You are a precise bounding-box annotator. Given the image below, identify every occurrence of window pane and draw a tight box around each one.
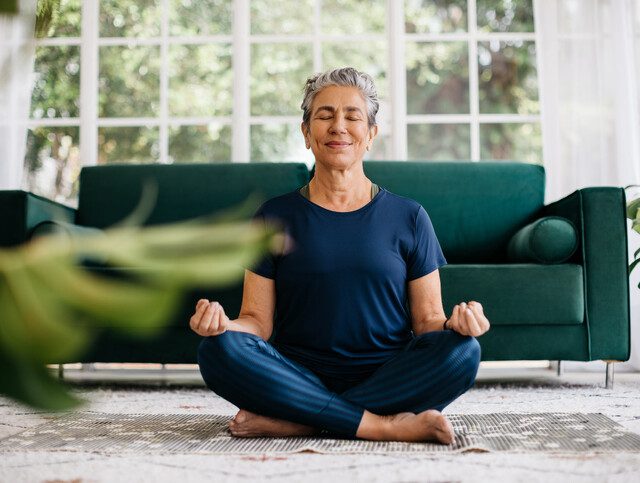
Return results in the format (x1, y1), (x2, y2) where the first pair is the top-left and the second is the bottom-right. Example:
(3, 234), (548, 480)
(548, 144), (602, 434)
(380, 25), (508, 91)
(406, 42), (469, 114)
(169, 0), (232, 36)
(321, 0), (386, 35)
(40, 0), (81, 37)
(31, 46), (80, 119)
(100, 0), (160, 37)
(322, 41), (388, 99)
(98, 126), (160, 164)
(169, 124), (232, 163)
(250, 124), (312, 163)
(250, 43), (313, 116)
(405, 0), (467, 34)
(478, 40), (538, 114)
(477, 0), (534, 33)
(251, 0), (313, 35)
(407, 124), (471, 160)
(24, 126), (80, 203)
(480, 123), (542, 164)
(99, 46), (160, 117)
(169, 44), (232, 117)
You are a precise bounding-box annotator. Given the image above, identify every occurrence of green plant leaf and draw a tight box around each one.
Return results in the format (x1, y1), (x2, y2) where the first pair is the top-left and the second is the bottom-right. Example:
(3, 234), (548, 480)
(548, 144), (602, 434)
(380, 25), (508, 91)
(629, 257), (640, 275)
(626, 198), (640, 220)
(0, 263), (89, 363)
(0, 352), (82, 411)
(28, 259), (180, 335)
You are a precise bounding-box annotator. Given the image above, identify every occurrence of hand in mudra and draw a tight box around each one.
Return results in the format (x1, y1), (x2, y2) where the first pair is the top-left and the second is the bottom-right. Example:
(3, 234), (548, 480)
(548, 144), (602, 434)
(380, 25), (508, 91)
(445, 301), (490, 337)
(189, 299), (230, 337)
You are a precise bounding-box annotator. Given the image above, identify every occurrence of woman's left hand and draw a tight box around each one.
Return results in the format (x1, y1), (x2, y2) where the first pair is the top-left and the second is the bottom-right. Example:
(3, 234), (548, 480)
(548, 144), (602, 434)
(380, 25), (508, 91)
(445, 301), (490, 337)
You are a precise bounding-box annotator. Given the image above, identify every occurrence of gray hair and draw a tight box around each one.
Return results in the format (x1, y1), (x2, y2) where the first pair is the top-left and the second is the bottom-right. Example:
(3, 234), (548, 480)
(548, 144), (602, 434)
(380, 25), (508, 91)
(301, 67), (379, 128)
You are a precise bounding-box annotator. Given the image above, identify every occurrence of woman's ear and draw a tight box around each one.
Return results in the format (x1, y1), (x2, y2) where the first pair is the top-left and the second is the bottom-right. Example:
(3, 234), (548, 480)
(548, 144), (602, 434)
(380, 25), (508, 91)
(301, 122), (310, 149)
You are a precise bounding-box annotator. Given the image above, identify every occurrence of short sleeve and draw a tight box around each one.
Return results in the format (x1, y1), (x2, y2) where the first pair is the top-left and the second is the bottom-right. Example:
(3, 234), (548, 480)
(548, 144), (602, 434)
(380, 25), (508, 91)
(245, 204), (277, 280)
(406, 205), (447, 280)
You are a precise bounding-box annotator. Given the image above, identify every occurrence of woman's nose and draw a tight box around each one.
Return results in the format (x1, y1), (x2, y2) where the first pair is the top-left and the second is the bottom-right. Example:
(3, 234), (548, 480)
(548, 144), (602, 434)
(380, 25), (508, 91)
(329, 116), (347, 133)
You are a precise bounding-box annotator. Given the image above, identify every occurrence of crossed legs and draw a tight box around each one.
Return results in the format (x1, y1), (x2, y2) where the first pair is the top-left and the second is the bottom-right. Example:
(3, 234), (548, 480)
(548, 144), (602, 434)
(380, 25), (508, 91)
(197, 330), (480, 442)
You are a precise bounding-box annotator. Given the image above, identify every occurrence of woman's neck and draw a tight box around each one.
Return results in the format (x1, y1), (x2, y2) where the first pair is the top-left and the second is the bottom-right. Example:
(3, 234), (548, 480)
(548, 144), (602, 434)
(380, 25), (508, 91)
(308, 171), (372, 212)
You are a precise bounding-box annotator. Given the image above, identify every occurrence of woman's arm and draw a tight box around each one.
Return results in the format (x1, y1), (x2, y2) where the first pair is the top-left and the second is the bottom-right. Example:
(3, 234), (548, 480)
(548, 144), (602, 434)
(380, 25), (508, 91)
(407, 269), (448, 335)
(229, 269), (276, 341)
(408, 270), (491, 337)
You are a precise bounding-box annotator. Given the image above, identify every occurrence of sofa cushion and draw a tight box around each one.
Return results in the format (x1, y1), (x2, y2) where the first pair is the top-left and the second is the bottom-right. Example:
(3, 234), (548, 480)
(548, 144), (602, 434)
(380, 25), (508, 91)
(507, 216), (578, 263)
(440, 264), (584, 325)
(77, 163), (310, 228)
(364, 161), (545, 263)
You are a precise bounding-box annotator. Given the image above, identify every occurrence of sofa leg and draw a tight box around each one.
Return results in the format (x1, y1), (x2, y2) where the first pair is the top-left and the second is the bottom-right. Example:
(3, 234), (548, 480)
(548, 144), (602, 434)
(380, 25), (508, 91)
(58, 364), (64, 380)
(605, 361), (615, 389)
(556, 360), (563, 376)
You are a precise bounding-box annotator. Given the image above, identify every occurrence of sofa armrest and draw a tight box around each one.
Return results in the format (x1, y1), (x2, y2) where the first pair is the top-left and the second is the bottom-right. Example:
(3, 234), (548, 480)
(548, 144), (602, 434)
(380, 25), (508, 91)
(541, 187), (630, 361)
(0, 190), (77, 247)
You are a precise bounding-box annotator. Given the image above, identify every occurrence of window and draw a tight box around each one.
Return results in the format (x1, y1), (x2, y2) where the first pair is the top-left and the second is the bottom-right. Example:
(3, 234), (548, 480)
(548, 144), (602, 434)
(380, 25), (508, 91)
(26, 0), (540, 205)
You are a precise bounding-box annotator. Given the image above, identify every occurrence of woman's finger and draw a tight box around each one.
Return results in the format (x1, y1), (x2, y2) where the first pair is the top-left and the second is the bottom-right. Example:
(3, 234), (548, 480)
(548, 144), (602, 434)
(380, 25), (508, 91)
(197, 302), (216, 333)
(209, 302), (228, 335)
(463, 306), (482, 336)
(189, 301), (208, 330)
(469, 304), (490, 333)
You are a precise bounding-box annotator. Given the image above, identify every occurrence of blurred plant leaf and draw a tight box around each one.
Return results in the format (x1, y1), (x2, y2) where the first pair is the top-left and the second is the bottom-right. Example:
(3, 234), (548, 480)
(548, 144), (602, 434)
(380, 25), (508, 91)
(0, 351), (82, 410)
(0, 195), (279, 411)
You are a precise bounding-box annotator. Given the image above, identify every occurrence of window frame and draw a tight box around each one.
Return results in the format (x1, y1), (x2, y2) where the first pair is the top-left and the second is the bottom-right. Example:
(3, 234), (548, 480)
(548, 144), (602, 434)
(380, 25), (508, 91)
(27, 0), (540, 168)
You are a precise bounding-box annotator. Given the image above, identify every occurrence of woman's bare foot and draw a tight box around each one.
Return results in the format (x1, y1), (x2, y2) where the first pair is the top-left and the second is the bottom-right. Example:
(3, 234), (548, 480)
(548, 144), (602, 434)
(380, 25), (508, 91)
(228, 409), (320, 438)
(358, 409), (455, 444)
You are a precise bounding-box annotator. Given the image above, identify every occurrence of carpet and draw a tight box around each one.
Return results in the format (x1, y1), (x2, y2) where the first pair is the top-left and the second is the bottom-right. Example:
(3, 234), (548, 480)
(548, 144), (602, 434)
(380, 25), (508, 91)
(1, 412), (639, 454)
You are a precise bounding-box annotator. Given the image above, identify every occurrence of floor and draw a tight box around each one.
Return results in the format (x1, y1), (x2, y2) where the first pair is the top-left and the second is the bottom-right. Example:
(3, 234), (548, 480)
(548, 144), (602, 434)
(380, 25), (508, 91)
(1, 364), (639, 482)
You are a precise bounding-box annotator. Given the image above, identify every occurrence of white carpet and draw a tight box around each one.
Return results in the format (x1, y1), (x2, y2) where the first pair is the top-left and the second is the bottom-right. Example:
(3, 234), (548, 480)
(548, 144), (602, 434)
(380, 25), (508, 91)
(1, 367), (639, 482)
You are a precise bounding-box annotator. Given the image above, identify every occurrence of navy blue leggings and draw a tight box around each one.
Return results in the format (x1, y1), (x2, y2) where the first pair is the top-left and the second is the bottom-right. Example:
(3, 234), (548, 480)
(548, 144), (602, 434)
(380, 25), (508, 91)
(198, 329), (481, 439)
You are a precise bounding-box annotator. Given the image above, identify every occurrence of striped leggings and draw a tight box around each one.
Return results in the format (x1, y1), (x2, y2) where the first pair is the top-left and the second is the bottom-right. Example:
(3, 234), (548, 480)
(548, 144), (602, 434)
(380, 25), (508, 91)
(198, 329), (481, 439)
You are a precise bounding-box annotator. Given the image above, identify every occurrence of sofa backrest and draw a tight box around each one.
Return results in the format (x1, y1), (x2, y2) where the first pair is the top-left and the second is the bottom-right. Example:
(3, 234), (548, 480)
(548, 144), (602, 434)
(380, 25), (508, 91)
(364, 161), (545, 262)
(77, 163), (310, 227)
(77, 161), (545, 263)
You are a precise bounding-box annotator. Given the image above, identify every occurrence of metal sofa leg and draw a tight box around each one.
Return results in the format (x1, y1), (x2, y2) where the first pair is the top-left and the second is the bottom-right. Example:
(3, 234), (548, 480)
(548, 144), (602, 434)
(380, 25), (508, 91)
(58, 364), (64, 380)
(605, 361), (615, 389)
(557, 360), (563, 376)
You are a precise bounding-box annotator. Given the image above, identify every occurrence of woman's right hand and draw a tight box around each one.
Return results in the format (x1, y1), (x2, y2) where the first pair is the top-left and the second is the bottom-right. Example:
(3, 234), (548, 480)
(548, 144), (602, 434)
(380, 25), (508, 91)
(189, 299), (230, 337)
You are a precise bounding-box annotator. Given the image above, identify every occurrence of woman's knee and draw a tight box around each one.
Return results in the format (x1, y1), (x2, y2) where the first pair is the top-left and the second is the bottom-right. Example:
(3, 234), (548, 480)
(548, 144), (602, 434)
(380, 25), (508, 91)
(197, 331), (252, 381)
(443, 331), (482, 376)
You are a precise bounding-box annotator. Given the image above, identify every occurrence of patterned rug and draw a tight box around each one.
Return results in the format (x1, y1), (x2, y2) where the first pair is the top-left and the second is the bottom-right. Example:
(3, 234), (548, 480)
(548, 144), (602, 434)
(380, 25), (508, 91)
(1, 412), (639, 454)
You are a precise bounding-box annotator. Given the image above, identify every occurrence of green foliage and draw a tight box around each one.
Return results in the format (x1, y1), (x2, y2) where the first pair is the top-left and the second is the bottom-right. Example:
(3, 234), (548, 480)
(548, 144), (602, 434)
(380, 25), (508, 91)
(0, 0), (18, 14)
(169, 124), (232, 163)
(405, 0), (467, 34)
(98, 126), (159, 164)
(406, 41), (469, 115)
(169, 43), (233, 117)
(170, 0), (232, 36)
(0, 194), (279, 410)
(99, 45), (160, 118)
(627, 196), (640, 282)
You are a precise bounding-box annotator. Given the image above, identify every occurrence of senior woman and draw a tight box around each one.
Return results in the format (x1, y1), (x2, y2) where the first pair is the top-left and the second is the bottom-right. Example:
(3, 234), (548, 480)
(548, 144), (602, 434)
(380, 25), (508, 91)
(192, 67), (490, 444)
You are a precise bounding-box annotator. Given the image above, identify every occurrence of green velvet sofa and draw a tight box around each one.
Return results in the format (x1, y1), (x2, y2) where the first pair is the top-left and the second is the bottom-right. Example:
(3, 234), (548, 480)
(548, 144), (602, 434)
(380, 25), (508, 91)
(0, 161), (631, 380)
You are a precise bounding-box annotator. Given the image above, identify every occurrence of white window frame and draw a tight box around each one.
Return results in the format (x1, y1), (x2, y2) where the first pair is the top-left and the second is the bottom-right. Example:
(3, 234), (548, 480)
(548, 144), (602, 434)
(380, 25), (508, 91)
(28, 0), (540, 167)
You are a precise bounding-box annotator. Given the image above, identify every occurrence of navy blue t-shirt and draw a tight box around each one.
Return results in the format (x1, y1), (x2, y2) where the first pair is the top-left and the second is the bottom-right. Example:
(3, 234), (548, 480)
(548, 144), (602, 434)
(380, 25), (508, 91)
(248, 187), (447, 380)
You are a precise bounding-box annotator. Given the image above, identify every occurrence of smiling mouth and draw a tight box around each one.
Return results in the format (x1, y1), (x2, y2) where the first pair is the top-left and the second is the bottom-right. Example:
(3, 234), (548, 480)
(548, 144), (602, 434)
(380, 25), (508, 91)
(325, 142), (352, 148)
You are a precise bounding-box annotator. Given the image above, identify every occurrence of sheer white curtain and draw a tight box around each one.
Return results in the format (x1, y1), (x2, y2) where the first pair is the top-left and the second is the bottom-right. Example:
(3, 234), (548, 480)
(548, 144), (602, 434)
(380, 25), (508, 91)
(534, 0), (640, 370)
(0, 0), (36, 190)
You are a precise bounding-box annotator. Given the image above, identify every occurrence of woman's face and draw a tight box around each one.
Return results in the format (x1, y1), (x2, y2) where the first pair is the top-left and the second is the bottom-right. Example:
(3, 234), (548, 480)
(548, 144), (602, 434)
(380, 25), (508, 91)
(302, 85), (378, 168)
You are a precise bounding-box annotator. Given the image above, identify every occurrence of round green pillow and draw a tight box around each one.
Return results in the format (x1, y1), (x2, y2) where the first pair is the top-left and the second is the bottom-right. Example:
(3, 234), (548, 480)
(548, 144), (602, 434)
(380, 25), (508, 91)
(507, 216), (578, 264)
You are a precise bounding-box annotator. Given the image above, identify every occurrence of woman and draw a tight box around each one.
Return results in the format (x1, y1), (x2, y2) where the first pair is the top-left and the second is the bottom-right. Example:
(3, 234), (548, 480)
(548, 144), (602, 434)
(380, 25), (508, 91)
(191, 67), (490, 444)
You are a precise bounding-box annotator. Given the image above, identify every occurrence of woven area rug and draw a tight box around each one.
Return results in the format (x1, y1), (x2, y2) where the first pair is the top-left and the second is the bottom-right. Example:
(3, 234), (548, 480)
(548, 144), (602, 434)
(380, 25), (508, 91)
(1, 412), (640, 454)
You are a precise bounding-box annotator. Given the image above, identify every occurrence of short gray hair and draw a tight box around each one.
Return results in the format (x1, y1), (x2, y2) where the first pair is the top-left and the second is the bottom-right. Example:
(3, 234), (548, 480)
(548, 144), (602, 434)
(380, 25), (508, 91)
(301, 67), (379, 128)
